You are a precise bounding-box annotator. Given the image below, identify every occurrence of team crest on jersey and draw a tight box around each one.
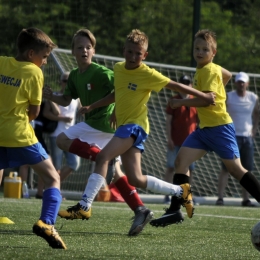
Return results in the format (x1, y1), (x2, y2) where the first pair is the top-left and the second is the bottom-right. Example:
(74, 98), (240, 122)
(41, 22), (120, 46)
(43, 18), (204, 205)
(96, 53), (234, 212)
(86, 83), (93, 90)
(128, 83), (137, 91)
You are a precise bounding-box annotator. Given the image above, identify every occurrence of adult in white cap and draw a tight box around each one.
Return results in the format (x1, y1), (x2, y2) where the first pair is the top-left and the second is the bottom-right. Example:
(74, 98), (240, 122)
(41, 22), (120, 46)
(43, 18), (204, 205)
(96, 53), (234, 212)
(216, 72), (259, 206)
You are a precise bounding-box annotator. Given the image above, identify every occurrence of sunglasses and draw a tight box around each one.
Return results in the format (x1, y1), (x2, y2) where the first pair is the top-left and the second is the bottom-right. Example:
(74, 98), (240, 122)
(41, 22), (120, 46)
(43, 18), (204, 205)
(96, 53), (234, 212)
(61, 79), (68, 83)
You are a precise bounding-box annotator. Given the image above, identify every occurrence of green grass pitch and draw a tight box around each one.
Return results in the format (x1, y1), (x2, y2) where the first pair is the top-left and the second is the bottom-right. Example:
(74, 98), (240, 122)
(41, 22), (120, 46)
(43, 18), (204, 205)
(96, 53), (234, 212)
(0, 198), (259, 259)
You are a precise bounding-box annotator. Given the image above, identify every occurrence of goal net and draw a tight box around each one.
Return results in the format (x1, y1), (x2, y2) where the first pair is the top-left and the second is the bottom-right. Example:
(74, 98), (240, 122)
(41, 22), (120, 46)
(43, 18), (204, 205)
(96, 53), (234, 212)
(38, 48), (260, 200)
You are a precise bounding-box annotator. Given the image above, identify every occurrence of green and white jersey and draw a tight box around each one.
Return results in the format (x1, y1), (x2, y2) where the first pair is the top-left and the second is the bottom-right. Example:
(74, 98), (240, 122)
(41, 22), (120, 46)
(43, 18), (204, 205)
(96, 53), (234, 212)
(64, 62), (115, 133)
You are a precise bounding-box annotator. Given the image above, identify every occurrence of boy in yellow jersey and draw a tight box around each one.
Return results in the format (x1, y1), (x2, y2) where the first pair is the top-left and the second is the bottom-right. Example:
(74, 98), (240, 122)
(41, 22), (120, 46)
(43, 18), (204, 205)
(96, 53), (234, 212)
(44, 29), (156, 236)
(151, 29), (260, 227)
(61, 29), (216, 228)
(0, 28), (66, 249)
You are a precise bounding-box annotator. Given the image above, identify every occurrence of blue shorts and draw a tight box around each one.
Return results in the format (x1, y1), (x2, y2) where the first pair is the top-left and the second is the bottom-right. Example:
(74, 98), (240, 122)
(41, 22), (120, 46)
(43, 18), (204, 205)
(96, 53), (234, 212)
(114, 124), (148, 152)
(0, 142), (49, 169)
(49, 136), (80, 171)
(167, 146), (195, 170)
(222, 136), (254, 171)
(182, 123), (240, 159)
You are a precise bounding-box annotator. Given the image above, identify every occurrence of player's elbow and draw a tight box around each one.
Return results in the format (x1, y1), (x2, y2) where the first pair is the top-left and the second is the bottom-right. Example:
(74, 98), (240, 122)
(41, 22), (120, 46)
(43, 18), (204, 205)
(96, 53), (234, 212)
(28, 111), (39, 121)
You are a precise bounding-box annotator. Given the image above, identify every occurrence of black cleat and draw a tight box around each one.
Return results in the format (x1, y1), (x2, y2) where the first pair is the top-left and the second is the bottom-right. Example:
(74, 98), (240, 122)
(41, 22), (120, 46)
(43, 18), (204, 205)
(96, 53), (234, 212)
(150, 208), (184, 227)
(128, 206), (154, 236)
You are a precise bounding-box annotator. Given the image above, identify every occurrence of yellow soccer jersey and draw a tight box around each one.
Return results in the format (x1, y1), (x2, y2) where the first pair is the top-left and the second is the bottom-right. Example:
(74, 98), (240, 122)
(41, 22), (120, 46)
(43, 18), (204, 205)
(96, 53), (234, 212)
(193, 62), (232, 128)
(114, 62), (170, 134)
(0, 57), (43, 147)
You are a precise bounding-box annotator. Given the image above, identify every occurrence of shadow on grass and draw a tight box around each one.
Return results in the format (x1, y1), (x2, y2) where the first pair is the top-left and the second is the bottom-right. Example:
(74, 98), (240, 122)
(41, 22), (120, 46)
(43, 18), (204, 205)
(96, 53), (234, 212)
(0, 229), (33, 235)
(0, 228), (127, 237)
(0, 245), (30, 249)
(0, 228), (154, 238)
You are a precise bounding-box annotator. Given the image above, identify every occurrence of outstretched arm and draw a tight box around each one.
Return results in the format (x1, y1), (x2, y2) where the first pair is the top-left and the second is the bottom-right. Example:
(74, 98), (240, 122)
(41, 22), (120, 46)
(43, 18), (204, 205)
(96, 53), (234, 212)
(43, 85), (72, 107)
(78, 92), (115, 115)
(168, 96), (211, 109)
(165, 81), (215, 105)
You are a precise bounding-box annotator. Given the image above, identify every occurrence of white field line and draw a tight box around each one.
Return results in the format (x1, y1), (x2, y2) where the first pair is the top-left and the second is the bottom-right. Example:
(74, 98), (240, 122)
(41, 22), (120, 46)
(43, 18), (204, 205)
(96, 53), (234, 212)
(91, 205), (260, 221)
(1, 199), (259, 221)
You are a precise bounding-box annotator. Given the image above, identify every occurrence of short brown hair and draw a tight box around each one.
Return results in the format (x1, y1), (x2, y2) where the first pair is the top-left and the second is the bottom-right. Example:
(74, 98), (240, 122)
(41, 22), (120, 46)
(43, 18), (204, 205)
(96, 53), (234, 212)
(16, 27), (57, 54)
(194, 29), (217, 51)
(71, 29), (96, 50)
(125, 29), (148, 51)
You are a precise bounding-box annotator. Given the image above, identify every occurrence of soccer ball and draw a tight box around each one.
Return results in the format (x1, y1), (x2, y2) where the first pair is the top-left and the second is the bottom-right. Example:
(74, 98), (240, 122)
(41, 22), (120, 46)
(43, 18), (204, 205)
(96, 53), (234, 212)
(251, 221), (260, 251)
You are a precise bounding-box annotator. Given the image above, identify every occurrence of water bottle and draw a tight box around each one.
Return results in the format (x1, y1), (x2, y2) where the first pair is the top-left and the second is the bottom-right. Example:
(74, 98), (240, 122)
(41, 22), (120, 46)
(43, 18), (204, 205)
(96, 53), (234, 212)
(22, 181), (30, 199)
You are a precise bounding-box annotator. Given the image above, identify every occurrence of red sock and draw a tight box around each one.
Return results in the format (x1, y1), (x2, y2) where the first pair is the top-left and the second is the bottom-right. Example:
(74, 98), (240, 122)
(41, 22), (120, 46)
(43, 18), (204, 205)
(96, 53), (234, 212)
(69, 138), (100, 161)
(114, 176), (144, 211)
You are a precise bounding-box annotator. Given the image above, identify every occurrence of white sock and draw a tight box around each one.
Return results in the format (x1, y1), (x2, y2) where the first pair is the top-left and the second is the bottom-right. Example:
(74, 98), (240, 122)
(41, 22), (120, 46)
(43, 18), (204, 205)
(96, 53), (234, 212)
(146, 175), (183, 197)
(79, 173), (105, 210)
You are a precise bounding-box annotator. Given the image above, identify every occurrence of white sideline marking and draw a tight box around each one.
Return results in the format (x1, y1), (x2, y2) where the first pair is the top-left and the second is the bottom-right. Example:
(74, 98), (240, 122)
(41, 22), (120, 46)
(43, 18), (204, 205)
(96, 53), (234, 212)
(1, 199), (259, 221)
(91, 205), (260, 221)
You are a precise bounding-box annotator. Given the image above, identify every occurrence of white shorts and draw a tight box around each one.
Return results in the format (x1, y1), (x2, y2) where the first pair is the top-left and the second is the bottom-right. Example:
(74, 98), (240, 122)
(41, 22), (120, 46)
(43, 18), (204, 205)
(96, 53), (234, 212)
(63, 122), (114, 150)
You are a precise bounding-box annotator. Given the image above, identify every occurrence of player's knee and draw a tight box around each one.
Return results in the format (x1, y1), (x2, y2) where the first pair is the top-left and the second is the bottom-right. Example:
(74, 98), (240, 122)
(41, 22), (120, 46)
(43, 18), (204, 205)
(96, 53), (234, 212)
(127, 175), (144, 188)
(174, 156), (182, 169)
(56, 133), (64, 149)
(43, 170), (60, 189)
(56, 133), (71, 151)
(96, 152), (109, 166)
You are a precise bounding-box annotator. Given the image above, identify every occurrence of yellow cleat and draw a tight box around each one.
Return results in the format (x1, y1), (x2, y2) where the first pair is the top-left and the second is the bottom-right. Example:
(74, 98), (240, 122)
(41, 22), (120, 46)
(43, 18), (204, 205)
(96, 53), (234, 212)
(58, 203), (92, 220)
(33, 220), (67, 249)
(180, 183), (194, 218)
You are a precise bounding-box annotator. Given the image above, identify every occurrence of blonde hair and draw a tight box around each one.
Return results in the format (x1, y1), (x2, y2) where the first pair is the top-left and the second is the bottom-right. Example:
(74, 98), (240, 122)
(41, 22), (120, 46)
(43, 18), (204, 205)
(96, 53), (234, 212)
(71, 29), (96, 50)
(17, 27), (57, 54)
(194, 29), (217, 51)
(126, 29), (148, 51)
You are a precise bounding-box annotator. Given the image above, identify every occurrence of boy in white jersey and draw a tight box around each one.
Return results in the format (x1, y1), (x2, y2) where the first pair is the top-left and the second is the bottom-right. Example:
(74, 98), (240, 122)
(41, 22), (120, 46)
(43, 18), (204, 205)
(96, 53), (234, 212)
(58, 29), (216, 228)
(0, 28), (66, 249)
(216, 72), (259, 206)
(150, 29), (260, 227)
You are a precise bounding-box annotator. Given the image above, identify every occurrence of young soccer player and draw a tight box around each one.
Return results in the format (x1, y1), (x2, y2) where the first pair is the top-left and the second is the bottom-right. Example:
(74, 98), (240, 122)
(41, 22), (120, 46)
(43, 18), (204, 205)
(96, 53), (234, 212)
(0, 28), (66, 249)
(43, 29), (155, 236)
(150, 29), (260, 227)
(47, 28), (216, 231)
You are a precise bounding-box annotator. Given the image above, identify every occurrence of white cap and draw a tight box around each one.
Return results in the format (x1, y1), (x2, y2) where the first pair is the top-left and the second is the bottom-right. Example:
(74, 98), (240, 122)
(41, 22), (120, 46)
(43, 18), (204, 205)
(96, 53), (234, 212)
(235, 72), (249, 83)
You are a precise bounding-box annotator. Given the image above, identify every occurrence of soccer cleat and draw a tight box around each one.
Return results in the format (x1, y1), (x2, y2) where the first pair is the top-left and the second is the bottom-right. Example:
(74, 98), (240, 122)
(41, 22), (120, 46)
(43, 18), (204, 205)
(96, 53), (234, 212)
(128, 206), (154, 236)
(33, 220), (67, 249)
(241, 199), (256, 207)
(216, 198), (224, 206)
(180, 183), (194, 218)
(106, 158), (116, 185)
(150, 208), (184, 227)
(58, 203), (91, 220)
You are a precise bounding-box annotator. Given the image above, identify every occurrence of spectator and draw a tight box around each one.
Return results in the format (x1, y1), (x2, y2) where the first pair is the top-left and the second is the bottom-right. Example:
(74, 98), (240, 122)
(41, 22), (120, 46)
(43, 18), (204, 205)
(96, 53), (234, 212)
(216, 72), (259, 206)
(48, 71), (81, 181)
(164, 75), (198, 204)
(0, 169), (3, 186)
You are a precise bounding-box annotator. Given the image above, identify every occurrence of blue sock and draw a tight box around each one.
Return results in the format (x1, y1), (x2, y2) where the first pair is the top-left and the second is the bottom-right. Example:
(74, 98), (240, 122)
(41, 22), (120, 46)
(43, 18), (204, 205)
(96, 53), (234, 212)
(40, 188), (62, 225)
